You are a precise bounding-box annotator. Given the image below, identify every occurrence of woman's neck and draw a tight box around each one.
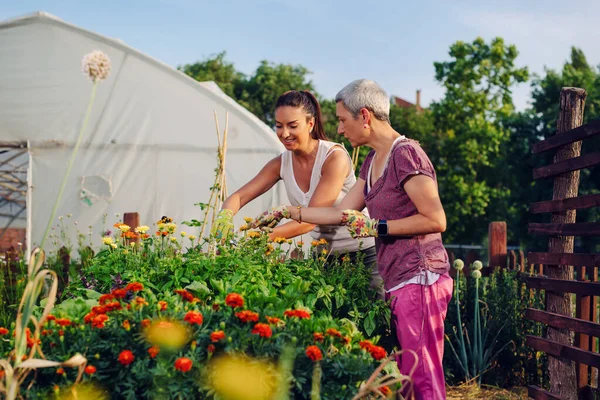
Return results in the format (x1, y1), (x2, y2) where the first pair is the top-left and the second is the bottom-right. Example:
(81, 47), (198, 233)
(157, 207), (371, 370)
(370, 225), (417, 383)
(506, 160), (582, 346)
(292, 139), (320, 163)
(368, 125), (404, 156)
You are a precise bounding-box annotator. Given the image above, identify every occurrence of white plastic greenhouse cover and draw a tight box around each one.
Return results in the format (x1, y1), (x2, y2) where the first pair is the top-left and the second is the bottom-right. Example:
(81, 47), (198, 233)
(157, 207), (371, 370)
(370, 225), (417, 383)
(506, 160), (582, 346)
(0, 12), (287, 249)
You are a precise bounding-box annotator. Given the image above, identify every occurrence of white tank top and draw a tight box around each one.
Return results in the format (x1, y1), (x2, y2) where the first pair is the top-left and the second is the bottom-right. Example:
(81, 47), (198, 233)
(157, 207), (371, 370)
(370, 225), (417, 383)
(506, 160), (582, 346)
(279, 140), (375, 253)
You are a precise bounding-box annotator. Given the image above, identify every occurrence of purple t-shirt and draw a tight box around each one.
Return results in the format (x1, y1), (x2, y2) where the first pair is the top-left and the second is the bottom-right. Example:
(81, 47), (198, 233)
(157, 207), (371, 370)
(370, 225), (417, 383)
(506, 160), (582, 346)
(359, 139), (450, 290)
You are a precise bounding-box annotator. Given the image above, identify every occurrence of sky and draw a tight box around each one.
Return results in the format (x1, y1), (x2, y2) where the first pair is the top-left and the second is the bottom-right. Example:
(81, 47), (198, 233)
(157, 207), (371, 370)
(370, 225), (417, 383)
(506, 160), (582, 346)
(1, 0), (599, 110)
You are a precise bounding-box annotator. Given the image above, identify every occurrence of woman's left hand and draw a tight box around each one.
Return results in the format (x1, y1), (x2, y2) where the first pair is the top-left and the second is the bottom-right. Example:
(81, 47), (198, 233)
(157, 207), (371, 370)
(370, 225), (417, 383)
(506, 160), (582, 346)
(250, 205), (291, 231)
(341, 210), (378, 238)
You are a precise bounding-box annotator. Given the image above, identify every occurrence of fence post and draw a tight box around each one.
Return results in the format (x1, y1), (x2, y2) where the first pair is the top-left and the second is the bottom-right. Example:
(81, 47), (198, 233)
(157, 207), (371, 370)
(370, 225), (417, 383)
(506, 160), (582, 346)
(545, 87), (586, 399)
(123, 212), (140, 244)
(488, 221), (507, 270)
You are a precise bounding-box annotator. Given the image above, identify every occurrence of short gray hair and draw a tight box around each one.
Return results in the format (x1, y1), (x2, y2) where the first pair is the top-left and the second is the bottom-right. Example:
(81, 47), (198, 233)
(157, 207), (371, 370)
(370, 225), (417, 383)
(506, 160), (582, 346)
(335, 79), (390, 123)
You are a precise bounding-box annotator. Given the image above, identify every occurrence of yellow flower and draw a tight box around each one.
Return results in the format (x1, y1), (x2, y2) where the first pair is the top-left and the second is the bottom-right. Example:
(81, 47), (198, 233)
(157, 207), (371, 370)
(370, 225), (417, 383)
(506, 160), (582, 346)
(102, 236), (114, 245)
(321, 249), (328, 255)
(188, 235), (197, 241)
(247, 231), (261, 239)
(110, 243), (117, 249)
(239, 224), (249, 232)
(297, 241), (304, 247)
(166, 223), (177, 233)
(273, 237), (287, 244)
(265, 244), (274, 256)
(243, 217), (253, 223)
(157, 223), (166, 231)
(170, 236), (178, 243)
(118, 224), (131, 233)
(180, 231), (187, 237)
(311, 240), (319, 247)
(130, 242), (136, 247)
(135, 225), (150, 234)
(318, 238), (328, 245)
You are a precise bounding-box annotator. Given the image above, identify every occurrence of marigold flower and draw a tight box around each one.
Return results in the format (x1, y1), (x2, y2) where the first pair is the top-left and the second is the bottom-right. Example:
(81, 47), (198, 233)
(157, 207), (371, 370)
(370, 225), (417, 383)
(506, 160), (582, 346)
(133, 297), (148, 309)
(142, 233), (150, 239)
(342, 336), (351, 345)
(175, 289), (194, 302)
(184, 311), (203, 325)
(46, 315), (56, 322)
(174, 357), (193, 372)
(42, 329), (52, 336)
(211, 330), (226, 342)
(135, 225), (150, 234)
(311, 240), (319, 247)
(56, 367), (65, 375)
(180, 231), (187, 237)
(111, 288), (128, 299)
(247, 231), (261, 239)
(165, 223), (177, 233)
(92, 306), (107, 315)
(118, 350), (135, 366)
(225, 293), (244, 308)
(265, 244), (274, 256)
(266, 316), (281, 325)
(318, 238), (328, 245)
(305, 345), (323, 362)
(158, 301), (168, 311)
(118, 224), (131, 233)
(251, 323), (273, 338)
(235, 310), (259, 323)
(170, 236), (178, 243)
(207, 344), (215, 353)
(380, 386), (392, 396)
(102, 236), (114, 245)
(369, 345), (387, 360)
(113, 222), (123, 229)
(313, 332), (324, 342)
(326, 328), (342, 338)
(55, 318), (71, 327)
(84, 312), (95, 324)
(273, 236), (287, 244)
(243, 217), (253, 223)
(141, 319), (151, 328)
(58, 330), (64, 336)
(359, 340), (373, 350)
(125, 282), (144, 292)
(0, 327), (9, 335)
(99, 294), (115, 305)
(122, 320), (131, 331)
(284, 309), (311, 319)
(92, 314), (109, 329)
(105, 301), (122, 311)
(212, 303), (221, 311)
(148, 346), (160, 358)
(297, 241), (304, 247)
(110, 243), (118, 249)
(188, 235), (197, 241)
(84, 365), (96, 375)
(239, 224), (249, 232)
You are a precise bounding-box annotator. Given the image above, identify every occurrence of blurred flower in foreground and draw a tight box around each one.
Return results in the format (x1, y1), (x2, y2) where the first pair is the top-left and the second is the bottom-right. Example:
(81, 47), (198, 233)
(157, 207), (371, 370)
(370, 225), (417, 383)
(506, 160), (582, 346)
(144, 319), (189, 350)
(57, 383), (109, 400)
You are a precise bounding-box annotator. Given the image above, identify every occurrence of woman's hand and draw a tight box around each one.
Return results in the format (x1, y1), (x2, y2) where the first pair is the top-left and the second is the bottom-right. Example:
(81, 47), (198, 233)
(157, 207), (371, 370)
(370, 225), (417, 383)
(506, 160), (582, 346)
(341, 210), (378, 238)
(211, 209), (234, 240)
(250, 205), (292, 230)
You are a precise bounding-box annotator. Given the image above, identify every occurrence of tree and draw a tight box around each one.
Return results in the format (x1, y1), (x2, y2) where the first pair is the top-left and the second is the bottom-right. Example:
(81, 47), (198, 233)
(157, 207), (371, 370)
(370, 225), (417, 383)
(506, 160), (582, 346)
(429, 37), (529, 243)
(178, 52), (245, 100)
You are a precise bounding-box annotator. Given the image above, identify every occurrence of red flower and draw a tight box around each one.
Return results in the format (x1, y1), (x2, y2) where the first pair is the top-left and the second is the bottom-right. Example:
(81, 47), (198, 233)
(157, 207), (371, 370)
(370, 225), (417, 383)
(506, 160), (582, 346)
(92, 314), (109, 329)
(55, 318), (71, 327)
(212, 303), (221, 311)
(207, 344), (216, 353)
(42, 329), (52, 336)
(235, 310), (259, 323)
(105, 301), (122, 312)
(342, 336), (351, 345)
(359, 340), (373, 351)
(0, 328), (8, 335)
(118, 350), (135, 366)
(56, 367), (65, 375)
(380, 386), (392, 396)
(46, 315), (56, 322)
(369, 345), (387, 360)
(58, 330), (64, 336)
(122, 320), (131, 331)
(84, 365), (96, 375)
(98, 294), (115, 305)
(141, 319), (151, 328)
(284, 309), (311, 319)
(305, 345), (323, 362)
(111, 288), (128, 299)
(125, 282), (144, 292)
(148, 346), (160, 359)
(313, 332), (324, 342)
(210, 330), (226, 342)
(326, 328), (342, 338)
(158, 301), (168, 311)
(184, 311), (203, 325)
(251, 323), (273, 338)
(92, 306), (107, 315)
(225, 293), (244, 308)
(175, 289), (194, 302)
(266, 316), (281, 325)
(174, 357), (193, 372)
(84, 312), (95, 324)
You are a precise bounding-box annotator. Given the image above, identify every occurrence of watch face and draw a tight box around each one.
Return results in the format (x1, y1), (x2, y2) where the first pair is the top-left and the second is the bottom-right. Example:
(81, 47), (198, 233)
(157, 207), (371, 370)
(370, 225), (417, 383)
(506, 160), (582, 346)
(378, 221), (388, 236)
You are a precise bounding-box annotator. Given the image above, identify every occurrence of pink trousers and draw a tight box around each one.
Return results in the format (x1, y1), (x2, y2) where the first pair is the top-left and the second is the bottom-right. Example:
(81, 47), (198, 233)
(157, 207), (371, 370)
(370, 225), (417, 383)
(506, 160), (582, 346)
(388, 274), (453, 400)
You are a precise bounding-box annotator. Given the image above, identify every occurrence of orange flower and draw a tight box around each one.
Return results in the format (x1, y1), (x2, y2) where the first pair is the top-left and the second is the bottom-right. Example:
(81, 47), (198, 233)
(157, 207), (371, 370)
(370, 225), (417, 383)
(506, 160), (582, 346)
(92, 306), (107, 315)
(174, 357), (193, 372)
(133, 297), (148, 309)
(342, 336), (351, 345)
(84, 365), (96, 375)
(55, 318), (71, 327)
(99, 294), (115, 305)
(225, 293), (244, 308)
(305, 345), (323, 362)
(0, 370), (4, 379)
(58, 330), (64, 336)
(174, 289), (194, 302)
(284, 309), (311, 319)
(210, 330), (226, 342)
(148, 346), (160, 359)
(118, 350), (135, 366)
(122, 320), (131, 331)
(266, 316), (281, 325)
(359, 340), (373, 351)
(235, 310), (259, 323)
(84, 312), (95, 324)
(141, 319), (151, 328)
(56, 367), (65, 375)
(326, 328), (342, 338)
(207, 344), (215, 353)
(42, 329), (53, 336)
(125, 282), (144, 292)
(105, 301), (122, 311)
(380, 386), (392, 396)
(251, 323), (273, 338)
(0, 328), (8, 335)
(313, 332), (325, 342)
(369, 345), (387, 360)
(158, 301), (168, 311)
(46, 315), (56, 322)
(183, 311), (203, 325)
(92, 314), (109, 329)
(111, 288), (128, 299)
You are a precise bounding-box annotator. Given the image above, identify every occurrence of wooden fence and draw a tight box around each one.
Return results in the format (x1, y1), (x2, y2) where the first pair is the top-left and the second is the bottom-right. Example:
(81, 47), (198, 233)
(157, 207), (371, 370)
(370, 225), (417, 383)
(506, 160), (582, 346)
(524, 88), (600, 400)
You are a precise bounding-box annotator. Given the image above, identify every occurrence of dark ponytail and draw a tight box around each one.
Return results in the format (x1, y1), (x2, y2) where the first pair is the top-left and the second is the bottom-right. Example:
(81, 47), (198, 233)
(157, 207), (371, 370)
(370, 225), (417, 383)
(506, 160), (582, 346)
(275, 90), (328, 140)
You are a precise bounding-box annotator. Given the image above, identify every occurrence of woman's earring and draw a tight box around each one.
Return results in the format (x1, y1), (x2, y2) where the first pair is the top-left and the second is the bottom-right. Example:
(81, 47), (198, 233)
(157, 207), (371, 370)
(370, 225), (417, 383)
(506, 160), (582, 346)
(363, 124), (369, 129)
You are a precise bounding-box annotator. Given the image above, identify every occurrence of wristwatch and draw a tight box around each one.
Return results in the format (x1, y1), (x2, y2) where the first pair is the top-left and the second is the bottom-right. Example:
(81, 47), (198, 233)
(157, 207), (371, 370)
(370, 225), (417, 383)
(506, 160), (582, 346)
(376, 220), (388, 237)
